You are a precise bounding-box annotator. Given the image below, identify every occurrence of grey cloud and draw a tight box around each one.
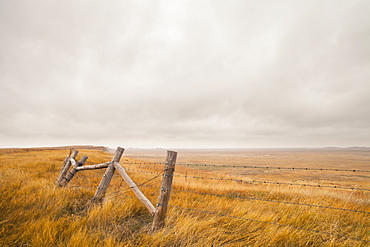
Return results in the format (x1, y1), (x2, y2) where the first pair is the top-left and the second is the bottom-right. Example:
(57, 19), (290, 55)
(0, 0), (369, 148)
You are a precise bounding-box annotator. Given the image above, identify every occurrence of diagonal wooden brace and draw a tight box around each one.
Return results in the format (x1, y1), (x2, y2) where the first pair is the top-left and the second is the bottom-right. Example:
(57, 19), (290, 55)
(114, 162), (156, 215)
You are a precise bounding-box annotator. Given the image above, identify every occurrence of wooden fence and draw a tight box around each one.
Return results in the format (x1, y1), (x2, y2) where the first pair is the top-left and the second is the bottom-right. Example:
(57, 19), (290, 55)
(54, 147), (370, 243)
(55, 147), (177, 232)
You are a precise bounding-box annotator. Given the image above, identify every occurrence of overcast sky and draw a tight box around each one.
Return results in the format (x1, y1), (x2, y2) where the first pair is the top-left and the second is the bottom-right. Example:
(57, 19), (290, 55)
(1, 0), (369, 149)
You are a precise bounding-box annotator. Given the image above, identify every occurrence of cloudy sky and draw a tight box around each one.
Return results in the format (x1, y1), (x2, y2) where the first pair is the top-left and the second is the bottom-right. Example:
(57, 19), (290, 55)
(1, 0), (369, 149)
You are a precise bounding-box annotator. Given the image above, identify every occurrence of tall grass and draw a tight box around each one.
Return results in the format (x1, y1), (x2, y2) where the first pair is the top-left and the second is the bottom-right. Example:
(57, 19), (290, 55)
(0, 148), (369, 246)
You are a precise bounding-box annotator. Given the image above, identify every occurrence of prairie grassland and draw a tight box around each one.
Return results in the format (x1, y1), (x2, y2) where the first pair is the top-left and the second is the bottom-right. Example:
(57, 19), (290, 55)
(0, 147), (369, 246)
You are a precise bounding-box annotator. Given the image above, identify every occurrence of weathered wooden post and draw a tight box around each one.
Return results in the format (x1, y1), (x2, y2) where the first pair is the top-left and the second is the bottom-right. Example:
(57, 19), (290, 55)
(56, 150), (79, 186)
(114, 162), (156, 215)
(60, 155), (88, 186)
(91, 147), (124, 203)
(151, 150), (177, 232)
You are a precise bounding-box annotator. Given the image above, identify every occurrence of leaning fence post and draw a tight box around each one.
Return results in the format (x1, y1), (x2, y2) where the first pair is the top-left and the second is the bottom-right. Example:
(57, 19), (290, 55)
(91, 147), (124, 203)
(151, 150), (177, 232)
(60, 155), (88, 187)
(56, 150), (79, 186)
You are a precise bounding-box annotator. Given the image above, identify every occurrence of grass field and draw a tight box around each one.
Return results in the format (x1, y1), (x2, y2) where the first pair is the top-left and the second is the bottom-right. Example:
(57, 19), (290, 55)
(0, 146), (369, 246)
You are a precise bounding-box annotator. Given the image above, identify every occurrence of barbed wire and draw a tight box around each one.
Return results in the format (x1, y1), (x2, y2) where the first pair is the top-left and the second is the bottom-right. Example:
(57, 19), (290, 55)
(173, 173), (370, 192)
(83, 161), (163, 166)
(104, 171), (165, 199)
(67, 180), (370, 215)
(176, 163), (370, 173)
(67, 170), (161, 193)
(160, 203), (370, 243)
(70, 165), (370, 193)
(125, 168), (162, 175)
(144, 185), (369, 215)
(117, 167), (370, 192)
(122, 161), (164, 166)
(120, 161), (370, 173)
(135, 171), (165, 187)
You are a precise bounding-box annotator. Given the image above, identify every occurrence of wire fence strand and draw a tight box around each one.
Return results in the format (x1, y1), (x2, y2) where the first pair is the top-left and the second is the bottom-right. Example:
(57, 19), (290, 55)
(121, 161), (370, 173)
(119, 167), (370, 192)
(176, 163), (370, 173)
(173, 174), (370, 192)
(155, 185), (370, 215)
(105, 171), (165, 199)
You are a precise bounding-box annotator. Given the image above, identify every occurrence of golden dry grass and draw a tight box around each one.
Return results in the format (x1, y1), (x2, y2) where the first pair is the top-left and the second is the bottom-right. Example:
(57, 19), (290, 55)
(0, 147), (369, 246)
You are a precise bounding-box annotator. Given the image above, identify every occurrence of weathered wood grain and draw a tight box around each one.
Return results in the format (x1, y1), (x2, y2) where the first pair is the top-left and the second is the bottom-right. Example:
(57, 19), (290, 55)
(76, 162), (110, 171)
(91, 147), (124, 203)
(151, 150), (177, 231)
(56, 150), (79, 186)
(60, 155), (88, 186)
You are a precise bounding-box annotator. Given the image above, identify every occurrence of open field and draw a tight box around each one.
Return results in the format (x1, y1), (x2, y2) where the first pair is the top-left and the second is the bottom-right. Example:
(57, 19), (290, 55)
(125, 147), (370, 188)
(1, 146), (369, 246)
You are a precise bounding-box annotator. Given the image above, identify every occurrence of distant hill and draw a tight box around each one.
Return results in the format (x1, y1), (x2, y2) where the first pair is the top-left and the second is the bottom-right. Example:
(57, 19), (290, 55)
(57, 145), (112, 153)
(0, 145), (112, 153)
